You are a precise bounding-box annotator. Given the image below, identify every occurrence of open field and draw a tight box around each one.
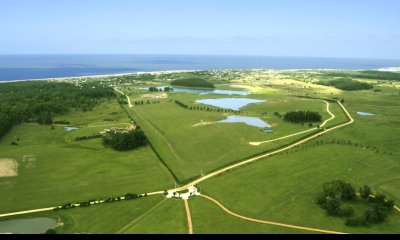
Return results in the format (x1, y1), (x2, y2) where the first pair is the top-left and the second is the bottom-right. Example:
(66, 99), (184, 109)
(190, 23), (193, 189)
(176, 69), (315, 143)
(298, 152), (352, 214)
(125, 90), (344, 181)
(1, 69), (399, 234)
(0, 100), (174, 213)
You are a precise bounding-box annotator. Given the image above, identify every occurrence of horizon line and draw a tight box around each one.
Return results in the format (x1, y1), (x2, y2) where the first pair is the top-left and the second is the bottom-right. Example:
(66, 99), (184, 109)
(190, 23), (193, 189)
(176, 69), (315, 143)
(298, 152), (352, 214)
(0, 53), (399, 61)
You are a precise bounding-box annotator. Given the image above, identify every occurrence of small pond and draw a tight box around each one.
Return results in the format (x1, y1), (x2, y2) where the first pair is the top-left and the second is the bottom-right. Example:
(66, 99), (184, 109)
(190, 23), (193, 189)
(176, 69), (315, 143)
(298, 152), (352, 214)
(140, 86), (249, 95)
(64, 126), (79, 132)
(357, 112), (376, 116)
(196, 98), (265, 111)
(0, 218), (57, 234)
(218, 116), (271, 128)
(263, 129), (274, 133)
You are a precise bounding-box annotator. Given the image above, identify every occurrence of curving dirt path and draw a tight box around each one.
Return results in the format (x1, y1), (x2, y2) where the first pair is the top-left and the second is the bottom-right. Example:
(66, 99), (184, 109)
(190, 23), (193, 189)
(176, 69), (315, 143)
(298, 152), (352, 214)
(170, 101), (354, 192)
(184, 199), (193, 234)
(201, 194), (348, 234)
(114, 88), (133, 107)
(250, 100), (335, 146)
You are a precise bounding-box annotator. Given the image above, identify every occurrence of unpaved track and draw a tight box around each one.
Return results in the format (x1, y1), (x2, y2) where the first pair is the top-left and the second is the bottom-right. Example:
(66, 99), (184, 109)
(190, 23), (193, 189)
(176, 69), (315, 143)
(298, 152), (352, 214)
(184, 200), (193, 234)
(250, 100), (335, 146)
(172, 101), (354, 192)
(115, 88), (133, 107)
(201, 194), (348, 234)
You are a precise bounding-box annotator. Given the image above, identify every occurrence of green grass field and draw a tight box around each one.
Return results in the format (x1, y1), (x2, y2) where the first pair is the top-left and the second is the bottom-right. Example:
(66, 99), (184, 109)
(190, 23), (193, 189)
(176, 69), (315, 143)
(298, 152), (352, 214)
(1, 70), (399, 234)
(126, 90), (343, 181)
(0, 100), (174, 213)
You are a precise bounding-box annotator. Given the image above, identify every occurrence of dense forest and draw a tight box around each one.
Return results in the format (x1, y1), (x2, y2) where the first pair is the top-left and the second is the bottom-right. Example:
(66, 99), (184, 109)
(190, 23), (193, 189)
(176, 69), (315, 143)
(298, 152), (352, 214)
(102, 128), (147, 151)
(171, 78), (215, 88)
(318, 78), (373, 91)
(0, 81), (115, 138)
(283, 111), (322, 123)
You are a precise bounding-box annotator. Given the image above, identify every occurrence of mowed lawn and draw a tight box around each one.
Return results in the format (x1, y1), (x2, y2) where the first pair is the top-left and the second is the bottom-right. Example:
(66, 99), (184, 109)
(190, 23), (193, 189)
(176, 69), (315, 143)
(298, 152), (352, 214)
(128, 92), (341, 182)
(0, 101), (175, 214)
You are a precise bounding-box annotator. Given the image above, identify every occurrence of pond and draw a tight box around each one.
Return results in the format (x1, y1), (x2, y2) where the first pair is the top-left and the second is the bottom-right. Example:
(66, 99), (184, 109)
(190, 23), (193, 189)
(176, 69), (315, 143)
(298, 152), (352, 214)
(263, 129), (274, 133)
(218, 116), (271, 128)
(140, 86), (250, 95)
(196, 98), (265, 111)
(64, 126), (79, 132)
(0, 218), (57, 234)
(357, 112), (376, 116)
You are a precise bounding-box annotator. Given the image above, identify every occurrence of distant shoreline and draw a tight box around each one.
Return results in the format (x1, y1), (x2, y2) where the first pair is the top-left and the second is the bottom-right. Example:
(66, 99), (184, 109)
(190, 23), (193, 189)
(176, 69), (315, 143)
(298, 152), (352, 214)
(0, 67), (399, 84)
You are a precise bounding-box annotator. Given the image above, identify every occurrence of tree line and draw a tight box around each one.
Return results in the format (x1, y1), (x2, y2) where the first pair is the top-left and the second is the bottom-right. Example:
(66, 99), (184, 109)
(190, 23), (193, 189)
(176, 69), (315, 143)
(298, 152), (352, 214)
(174, 100), (241, 114)
(54, 192), (147, 211)
(149, 86), (173, 92)
(283, 111), (322, 123)
(0, 81), (115, 139)
(317, 180), (395, 227)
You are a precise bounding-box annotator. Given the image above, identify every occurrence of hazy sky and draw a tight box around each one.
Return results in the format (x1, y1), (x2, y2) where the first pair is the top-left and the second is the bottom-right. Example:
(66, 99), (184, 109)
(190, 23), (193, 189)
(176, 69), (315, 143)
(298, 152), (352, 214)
(1, 0), (399, 59)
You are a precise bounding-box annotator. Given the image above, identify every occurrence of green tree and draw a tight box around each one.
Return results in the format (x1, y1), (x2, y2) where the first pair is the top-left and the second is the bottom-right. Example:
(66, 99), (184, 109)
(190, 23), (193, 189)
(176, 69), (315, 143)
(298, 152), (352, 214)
(360, 185), (371, 200)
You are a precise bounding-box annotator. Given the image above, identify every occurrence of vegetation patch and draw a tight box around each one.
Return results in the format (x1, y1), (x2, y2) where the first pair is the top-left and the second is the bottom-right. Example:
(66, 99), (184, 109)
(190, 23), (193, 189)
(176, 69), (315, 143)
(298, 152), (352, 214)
(103, 128), (147, 151)
(318, 78), (373, 91)
(0, 81), (115, 139)
(171, 78), (215, 88)
(283, 111), (322, 123)
(317, 180), (395, 227)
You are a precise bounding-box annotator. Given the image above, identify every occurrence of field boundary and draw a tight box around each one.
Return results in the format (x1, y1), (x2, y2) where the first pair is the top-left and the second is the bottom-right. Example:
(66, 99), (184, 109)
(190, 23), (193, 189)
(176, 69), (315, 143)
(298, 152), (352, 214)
(116, 198), (167, 234)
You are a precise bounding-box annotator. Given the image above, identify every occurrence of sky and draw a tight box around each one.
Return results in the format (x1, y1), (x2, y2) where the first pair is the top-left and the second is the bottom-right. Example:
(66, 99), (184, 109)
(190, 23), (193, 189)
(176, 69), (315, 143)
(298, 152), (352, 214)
(0, 0), (399, 59)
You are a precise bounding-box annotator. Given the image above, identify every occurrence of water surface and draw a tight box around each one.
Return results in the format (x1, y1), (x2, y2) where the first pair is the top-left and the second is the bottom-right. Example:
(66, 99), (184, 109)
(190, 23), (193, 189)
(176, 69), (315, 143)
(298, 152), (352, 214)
(1, 55), (400, 81)
(65, 126), (79, 132)
(0, 218), (56, 234)
(218, 116), (271, 128)
(357, 112), (376, 116)
(196, 98), (265, 110)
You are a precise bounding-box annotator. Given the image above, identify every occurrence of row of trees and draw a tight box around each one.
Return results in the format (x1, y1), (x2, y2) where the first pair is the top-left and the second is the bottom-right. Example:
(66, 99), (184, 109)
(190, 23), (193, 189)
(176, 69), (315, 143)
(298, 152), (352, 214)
(134, 100), (161, 105)
(0, 81), (115, 139)
(54, 192), (146, 211)
(102, 128), (147, 151)
(317, 180), (395, 227)
(74, 134), (102, 141)
(149, 86), (173, 92)
(174, 100), (241, 114)
(283, 111), (322, 123)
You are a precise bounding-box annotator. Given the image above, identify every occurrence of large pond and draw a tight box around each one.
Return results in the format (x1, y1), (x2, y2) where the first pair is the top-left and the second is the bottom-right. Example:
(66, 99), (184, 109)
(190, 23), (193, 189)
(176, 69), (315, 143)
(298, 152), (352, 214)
(218, 116), (271, 128)
(0, 218), (57, 234)
(196, 98), (265, 111)
(357, 112), (376, 116)
(141, 86), (249, 96)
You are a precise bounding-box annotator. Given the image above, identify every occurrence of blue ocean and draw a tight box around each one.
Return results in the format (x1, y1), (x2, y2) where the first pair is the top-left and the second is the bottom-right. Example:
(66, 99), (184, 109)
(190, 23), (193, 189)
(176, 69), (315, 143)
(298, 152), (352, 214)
(0, 54), (399, 81)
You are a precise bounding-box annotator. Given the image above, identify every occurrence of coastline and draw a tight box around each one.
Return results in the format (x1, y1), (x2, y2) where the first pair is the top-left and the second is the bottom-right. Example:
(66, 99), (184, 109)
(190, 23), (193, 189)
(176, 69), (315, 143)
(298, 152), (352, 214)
(0, 67), (399, 84)
(0, 70), (198, 83)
